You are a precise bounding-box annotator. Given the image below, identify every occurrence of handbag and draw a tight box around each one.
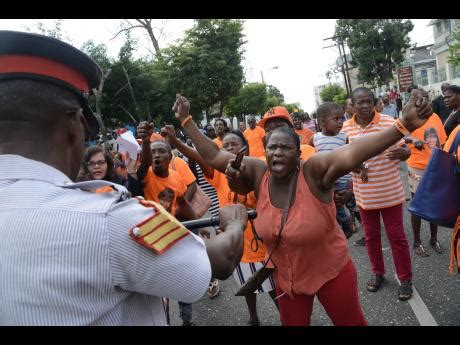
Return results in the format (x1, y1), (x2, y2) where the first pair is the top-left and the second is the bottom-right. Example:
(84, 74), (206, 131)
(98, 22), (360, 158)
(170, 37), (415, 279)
(235, 169), (299, 296)
(409, 130), (460, 228)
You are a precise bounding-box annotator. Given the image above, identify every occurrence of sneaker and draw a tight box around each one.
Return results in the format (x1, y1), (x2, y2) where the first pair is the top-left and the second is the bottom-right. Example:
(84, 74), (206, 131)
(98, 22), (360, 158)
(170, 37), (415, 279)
(354, 237), (365, 246)
(208, 279), (220, 299)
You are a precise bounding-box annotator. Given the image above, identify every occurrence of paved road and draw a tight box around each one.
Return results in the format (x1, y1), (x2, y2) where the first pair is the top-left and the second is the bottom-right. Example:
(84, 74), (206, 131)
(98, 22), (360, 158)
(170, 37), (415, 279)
(169, 163), (460, 326)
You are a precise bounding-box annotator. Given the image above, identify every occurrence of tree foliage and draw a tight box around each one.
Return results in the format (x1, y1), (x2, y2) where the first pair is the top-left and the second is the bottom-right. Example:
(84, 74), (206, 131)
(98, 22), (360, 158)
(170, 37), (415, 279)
(224, 83), (268, 119)
(448, 29), (460, 66)
(335, 19), (414, 87)
(320, 84), (346, 103)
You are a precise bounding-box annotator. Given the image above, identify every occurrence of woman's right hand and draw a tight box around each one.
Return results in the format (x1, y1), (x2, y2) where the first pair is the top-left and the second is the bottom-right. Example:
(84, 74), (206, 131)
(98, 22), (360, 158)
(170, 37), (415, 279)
(137, 121), (153, 142)
(172, 94), (191, 122)
(400, 89), (433, 132)
(225, 158), (246, 180)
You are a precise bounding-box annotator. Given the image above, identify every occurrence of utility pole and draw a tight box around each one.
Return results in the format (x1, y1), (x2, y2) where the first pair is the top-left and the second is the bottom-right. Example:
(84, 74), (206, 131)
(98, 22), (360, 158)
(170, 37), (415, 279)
(324, 35), (353, 95)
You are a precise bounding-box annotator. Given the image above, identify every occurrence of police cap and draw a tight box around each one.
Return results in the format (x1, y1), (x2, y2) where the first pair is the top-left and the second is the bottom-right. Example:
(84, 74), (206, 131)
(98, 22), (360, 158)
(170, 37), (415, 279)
(0, 30), (102, 137)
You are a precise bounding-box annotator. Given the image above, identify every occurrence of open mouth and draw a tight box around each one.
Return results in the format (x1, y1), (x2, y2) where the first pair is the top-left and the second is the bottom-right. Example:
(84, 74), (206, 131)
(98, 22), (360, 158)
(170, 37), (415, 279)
(154, 159), (161, 166)
(271, 160), (285, 173)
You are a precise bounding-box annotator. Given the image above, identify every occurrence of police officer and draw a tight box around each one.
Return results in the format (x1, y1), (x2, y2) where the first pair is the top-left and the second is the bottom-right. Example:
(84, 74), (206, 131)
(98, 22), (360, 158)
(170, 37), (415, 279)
(0, 30), (247, 326)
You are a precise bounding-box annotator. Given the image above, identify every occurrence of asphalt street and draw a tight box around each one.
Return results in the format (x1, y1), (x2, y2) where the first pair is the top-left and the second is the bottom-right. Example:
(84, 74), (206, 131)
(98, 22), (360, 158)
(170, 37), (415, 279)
(168, 163), (460, 326)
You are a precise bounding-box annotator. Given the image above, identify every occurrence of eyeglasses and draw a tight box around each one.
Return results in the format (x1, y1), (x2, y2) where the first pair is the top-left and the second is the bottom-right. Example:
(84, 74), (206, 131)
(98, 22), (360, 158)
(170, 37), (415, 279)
(87, 160), (107, 168)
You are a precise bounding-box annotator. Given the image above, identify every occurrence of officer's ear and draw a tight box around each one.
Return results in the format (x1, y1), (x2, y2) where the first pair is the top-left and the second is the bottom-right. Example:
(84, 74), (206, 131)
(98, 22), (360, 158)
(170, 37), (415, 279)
(66, 108), (85, 144)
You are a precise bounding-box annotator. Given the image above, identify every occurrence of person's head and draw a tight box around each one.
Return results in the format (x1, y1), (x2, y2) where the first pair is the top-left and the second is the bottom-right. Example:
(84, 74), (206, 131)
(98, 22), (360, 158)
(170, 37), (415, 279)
(205, 124), (216, 139)
(374, 97), (384, 113)
(247, 115), (257, 129)
(351, 87), (375, 119)
(239, 121), (247, 132)
(83, 146), (116, 181)
(290, 112), (303, 130)
(345, 97), (355, 116)
(441, 82), (450, 95)
(317, 102), (345, 135)
(443, 85), (460, 110)
(382, 94), (390, 105)
(222, 130), (248, 156)
(0, 31), (102, 181)
(424, 127), (440, 149)
(214, 118), (229, 137)
(150, 140), (173, 176)
(158, 188), (175, 213)
(258, 106), (294, 134)
(264, 127), (301, 180)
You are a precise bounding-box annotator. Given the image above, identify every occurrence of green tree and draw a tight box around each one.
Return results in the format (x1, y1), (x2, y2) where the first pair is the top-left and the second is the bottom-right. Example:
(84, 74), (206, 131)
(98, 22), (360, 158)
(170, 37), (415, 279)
(448, 28), (460, 66)
(333, 90), (348, 106)
(335, 19), (414, 87)
(224, 82), (268, 121)
(161, 19), (246, 122)
(320, 84), (346, 103)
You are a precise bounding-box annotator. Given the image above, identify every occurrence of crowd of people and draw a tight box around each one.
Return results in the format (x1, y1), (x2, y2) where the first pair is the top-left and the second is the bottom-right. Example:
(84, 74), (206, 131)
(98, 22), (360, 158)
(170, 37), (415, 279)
(1, 30), (459, 326)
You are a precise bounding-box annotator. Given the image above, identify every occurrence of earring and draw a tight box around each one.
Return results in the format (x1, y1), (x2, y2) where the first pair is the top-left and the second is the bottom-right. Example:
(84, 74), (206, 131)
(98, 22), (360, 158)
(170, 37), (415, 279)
(296, 160), (301, 171)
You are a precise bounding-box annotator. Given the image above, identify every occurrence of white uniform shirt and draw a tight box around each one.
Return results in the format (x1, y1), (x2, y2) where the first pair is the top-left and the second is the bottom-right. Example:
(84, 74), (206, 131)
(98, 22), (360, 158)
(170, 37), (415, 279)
(0, 155), (211, 326)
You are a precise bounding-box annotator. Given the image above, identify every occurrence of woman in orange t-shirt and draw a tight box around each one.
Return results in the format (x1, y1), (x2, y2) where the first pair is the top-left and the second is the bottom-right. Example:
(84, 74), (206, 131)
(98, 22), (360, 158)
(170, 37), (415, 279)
(291, 112), (314, 144)
(175, 90), (433, 325)
(161, 126), (277, 326)
(405, 113), (447, 257)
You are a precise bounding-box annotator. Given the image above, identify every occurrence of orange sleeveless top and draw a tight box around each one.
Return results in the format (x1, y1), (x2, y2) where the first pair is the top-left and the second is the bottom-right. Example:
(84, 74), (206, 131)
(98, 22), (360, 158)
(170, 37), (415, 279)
(255, 164), (350, 296)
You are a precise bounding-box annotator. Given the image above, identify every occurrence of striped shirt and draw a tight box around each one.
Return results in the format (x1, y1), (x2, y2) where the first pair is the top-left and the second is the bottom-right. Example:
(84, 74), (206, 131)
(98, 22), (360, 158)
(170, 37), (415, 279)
(0, 155), (211, 325)
(341, 113), (405, 210)
(194, 163), (220, 217)
(312, 132), (351, 189)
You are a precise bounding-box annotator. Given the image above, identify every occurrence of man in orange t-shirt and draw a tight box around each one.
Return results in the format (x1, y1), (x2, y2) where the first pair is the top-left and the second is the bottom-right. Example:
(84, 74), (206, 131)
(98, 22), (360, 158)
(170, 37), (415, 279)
(291, 112), (314, 144)
(213, 118), (229, 149)
(405, 113), (447, 257)
(243, 116), (265, 158)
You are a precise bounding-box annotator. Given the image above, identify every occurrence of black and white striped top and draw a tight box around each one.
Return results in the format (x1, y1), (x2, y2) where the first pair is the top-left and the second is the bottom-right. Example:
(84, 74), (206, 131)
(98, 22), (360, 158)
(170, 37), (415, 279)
(194, 163), (220, 217)
(0, 155), (211, 326)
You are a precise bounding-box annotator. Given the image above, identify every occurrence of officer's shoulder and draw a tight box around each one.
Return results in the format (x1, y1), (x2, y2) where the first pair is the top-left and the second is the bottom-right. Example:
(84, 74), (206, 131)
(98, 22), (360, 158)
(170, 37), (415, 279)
(58, 180), (131, 203)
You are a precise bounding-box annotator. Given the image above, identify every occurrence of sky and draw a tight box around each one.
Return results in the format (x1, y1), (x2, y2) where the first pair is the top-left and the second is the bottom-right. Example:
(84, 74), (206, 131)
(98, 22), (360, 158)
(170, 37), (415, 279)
(0, 19), (435, 113)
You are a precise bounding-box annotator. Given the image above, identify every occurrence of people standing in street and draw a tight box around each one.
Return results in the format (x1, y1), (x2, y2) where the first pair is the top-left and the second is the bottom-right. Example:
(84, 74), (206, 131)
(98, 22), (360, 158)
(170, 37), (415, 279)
(243, 115), (265, 158)
(341, 87), (414, 301)
(291, 111), (314, 145)
(443, 85), (460, 136)
(0, 30), (248, 326)
(302, 112), (318, 133)
(432, 83), (451, 123)
(173, 90), (433, 325)
(404, 98), (447, 257)
(381, 94), (399, 119)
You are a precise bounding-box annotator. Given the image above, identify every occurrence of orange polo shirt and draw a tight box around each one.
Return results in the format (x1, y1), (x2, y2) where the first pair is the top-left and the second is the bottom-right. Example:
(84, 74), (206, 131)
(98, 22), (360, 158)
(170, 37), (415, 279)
(244, 126), (266, 157)
(143, 167), (187, 216)
(206, 168), (266, 263)
(295, 128), (315, 145)
(341, 112), (405, 210)
(444, 125), (460, 159)
(407, 113), (447, 170)
(213, 137), (223, 149)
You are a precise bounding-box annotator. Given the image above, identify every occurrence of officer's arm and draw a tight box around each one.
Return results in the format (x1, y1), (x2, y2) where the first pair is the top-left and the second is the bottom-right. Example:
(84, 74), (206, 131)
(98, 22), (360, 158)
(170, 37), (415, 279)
(202, 205), (246, 279)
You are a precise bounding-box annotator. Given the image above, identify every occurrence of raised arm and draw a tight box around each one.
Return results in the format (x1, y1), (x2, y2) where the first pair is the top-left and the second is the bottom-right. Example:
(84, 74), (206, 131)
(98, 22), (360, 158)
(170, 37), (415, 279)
(307, 90), (433, 192)
(161, 125), (215, 179)
(136, 121), (153, 181)
(172, 95), (266, 192)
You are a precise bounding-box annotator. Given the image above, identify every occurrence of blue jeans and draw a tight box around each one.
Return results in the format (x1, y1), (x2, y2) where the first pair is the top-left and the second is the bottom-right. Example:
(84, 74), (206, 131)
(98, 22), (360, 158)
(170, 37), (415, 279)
(334, 180), (352, 235)
(178, 302), (192, 322)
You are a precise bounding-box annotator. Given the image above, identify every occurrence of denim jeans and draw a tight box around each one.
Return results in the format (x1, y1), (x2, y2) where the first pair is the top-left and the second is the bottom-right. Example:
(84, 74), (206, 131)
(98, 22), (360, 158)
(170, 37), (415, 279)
(178, 302), (192, 322)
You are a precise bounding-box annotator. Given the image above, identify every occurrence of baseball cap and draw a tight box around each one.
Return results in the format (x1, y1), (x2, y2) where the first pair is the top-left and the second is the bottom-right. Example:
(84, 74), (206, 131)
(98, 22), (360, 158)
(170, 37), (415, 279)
(257, 106), (294, 129)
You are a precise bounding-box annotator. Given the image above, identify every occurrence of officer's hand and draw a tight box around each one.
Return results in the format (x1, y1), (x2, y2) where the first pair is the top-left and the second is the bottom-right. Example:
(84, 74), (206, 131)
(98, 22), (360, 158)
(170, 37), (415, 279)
(218, 204), (248, 232)
(172, 94), (191, 122)
(199, 228), (211, 239)
(137, 121), (153, 142)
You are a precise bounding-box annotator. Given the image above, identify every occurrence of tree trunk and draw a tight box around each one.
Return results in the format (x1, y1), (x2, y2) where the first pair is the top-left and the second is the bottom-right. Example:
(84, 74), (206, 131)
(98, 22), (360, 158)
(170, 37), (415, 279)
(145, 25), (162, 59)
(121, 65), (140, 121)
(219, 101), (224, 118)
(93, 68), (112, 148)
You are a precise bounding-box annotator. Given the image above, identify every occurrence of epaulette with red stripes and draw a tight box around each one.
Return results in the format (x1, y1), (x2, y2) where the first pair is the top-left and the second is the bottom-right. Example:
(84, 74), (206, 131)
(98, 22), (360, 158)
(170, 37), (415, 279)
(130, 197), (190, 254)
